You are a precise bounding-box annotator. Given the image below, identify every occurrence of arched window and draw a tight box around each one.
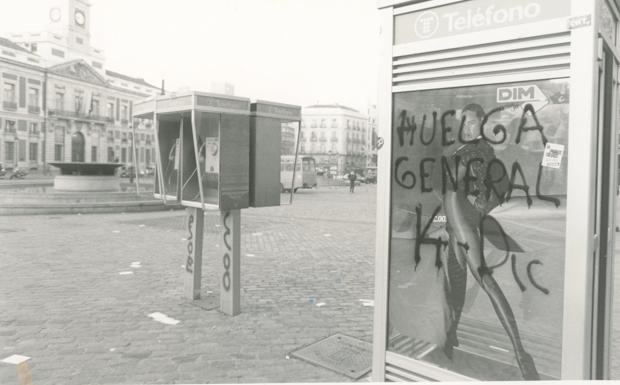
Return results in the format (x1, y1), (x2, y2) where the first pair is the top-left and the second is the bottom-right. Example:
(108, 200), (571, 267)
(71, 131), (85, 162)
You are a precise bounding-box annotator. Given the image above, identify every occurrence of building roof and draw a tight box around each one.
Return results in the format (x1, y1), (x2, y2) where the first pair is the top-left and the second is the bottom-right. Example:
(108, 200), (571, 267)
(105, 69), (158, 89)
(0, 36), (36, 55)
(305, 103), (360, 113)
(49, 59), (108, 87)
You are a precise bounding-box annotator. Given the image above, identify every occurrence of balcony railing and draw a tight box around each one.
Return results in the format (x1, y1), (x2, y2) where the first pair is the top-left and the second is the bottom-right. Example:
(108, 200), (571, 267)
(28, 105), (41, 114)
(49, 109), (112, 122)
(3, 101), (17, 111)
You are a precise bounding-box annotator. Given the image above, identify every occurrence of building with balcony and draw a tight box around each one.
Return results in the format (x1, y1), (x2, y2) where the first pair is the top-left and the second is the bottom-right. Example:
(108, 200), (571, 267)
(301, 104), (369, 175)
(0, 0), (159, 173)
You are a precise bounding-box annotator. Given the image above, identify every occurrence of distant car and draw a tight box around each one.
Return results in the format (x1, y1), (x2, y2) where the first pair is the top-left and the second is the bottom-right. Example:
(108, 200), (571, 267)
(120, 166), (136, 178)
(339, 173), (362, 185)
(8, 168), (28, 179)
(365, 175), (377, 184)
(0, 163), (6, 178)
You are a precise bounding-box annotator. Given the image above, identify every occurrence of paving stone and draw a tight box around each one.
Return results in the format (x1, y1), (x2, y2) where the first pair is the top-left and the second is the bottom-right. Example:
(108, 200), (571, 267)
(1, 187), (376, 383)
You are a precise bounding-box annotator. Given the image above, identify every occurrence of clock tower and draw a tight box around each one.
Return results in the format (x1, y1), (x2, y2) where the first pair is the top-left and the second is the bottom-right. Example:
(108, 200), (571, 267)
(48, 0), (92, 54)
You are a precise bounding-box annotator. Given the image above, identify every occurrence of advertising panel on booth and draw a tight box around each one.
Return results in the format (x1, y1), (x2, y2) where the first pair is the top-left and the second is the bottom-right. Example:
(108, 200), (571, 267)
(388, 78), (569, 380)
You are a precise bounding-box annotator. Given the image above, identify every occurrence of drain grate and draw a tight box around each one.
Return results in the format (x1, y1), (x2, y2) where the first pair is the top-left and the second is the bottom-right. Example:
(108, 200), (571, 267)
(290, 334), (372, 379)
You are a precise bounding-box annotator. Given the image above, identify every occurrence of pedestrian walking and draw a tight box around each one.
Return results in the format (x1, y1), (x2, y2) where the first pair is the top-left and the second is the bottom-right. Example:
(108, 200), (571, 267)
(348, 171), (357, 193)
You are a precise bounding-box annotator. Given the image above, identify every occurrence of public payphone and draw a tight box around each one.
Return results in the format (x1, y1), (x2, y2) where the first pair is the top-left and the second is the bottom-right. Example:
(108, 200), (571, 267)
(133, 92), (301, 316)
(249, 100), (301, 207)
(134, 92), (251, 211)
(374, 0), (619, 381)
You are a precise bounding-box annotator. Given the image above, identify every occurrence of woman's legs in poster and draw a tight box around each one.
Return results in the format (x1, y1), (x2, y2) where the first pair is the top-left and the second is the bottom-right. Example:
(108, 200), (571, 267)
(444, 193), (539, 380)
(443, 230), (467, 360)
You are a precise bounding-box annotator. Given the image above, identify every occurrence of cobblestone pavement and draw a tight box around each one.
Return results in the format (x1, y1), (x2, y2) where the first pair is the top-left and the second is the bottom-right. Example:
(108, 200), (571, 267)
(0, 184), (376, 384)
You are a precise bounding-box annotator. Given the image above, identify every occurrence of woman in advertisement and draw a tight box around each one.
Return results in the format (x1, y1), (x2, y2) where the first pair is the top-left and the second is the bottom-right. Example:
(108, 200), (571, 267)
(442, 103), (539, 380)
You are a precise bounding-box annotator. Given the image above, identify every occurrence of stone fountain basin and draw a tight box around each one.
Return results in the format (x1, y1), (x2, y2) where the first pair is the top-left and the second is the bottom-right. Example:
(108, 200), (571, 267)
(49, 162), (123, 192)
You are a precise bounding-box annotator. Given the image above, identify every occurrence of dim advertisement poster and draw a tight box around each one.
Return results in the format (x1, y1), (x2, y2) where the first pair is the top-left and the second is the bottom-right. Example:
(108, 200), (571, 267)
(388, 79), (569, 380)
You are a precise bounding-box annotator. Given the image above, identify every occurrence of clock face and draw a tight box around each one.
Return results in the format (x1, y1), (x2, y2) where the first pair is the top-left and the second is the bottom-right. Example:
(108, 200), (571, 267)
(49, 7), (61, 22)
(74, 10), (85, 26)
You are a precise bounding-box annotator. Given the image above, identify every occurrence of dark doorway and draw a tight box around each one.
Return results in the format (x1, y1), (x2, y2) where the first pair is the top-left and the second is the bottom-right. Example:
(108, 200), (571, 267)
(71, 131), (85, 162)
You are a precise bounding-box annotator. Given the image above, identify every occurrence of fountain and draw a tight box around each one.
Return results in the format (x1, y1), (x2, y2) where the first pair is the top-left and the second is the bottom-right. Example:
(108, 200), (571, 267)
(0, 162), (179, 215)
(48, 162), (123, 191)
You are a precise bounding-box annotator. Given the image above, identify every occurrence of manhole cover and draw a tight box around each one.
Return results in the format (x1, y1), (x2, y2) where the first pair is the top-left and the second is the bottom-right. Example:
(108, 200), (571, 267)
(290, 334), (372, 379)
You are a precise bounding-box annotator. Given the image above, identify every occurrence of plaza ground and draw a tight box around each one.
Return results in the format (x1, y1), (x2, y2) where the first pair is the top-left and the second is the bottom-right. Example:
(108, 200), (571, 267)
(0, 184), (376, 384)
(2, 181), (620, 383)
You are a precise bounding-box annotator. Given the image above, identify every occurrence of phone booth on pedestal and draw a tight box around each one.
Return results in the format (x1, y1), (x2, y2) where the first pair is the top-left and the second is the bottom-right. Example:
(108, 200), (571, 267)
(133, 92), (251, 211)
(133, 92), (300, 316)
(374, 0), (620, 381)
(249, 100), (301, 207)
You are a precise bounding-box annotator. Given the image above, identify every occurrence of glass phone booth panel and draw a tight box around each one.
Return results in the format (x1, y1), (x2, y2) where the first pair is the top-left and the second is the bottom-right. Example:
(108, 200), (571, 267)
(195, 111), (220, 206)
(157, 118), (182, 200)
(387, 79), (570, 381)
(180, 115), (200, 203)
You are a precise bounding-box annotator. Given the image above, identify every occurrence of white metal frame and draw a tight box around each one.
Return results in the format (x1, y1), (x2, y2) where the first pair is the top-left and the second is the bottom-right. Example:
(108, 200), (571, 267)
(591, 0), (620, 374)
(595, 3), (620, 379)
(560, 1), (599, 379)
(372, 5), (394, 381)
(374, 0), (604, 380)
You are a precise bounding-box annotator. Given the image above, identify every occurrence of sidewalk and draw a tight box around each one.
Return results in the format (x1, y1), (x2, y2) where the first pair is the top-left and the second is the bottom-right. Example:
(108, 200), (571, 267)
(0, 186), (376, 384)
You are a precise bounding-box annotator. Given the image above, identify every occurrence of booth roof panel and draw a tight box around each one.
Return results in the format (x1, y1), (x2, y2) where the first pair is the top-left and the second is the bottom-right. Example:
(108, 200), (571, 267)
(131, 91), (251, 117)
(377, 0), (425, 9)
(133, 98), (156, 118)
(251, 100), (301, 120)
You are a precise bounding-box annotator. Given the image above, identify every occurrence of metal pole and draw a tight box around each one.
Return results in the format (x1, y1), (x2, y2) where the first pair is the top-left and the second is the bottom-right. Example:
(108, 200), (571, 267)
(289, 120), (302, 204)
(42, 70), (48, 175)
(191, 108), (206, 212)
(131, 119), (139, 195)
(183, 207), (204, 300)
(220, 209), (241, 316)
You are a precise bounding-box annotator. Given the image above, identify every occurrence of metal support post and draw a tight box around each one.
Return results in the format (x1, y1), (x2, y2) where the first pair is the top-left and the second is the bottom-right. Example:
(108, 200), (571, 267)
(220, 209), (241, 315)
(183, 207), (204, 300)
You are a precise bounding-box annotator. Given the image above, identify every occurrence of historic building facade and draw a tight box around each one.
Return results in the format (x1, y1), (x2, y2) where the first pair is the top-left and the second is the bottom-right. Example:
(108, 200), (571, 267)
(0, 0), (159, 173)
(300, 104), (369, 175)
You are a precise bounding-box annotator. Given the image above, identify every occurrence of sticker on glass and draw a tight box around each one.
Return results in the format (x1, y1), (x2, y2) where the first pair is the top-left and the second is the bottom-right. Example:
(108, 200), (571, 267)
(204, 137), (219, 173)
(541, 143), (564, 168)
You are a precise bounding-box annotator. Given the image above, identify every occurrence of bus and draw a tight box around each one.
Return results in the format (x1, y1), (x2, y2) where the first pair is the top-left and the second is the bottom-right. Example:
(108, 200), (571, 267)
(280, 155), (317, 193)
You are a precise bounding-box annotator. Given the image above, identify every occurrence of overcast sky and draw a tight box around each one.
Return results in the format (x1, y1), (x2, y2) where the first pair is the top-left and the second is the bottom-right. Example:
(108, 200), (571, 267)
(0, 0), (379, 112)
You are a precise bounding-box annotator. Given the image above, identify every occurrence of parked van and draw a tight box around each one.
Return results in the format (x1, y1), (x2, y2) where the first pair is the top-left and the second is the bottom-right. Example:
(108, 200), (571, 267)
(280, 155), (317, 192)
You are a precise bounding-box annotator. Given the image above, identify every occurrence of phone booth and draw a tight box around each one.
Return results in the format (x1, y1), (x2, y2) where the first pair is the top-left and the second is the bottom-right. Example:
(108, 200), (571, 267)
(374, 0), (619, 381)
(133, 92), (299, 316)
(133, 92), (252, 210)
(249, 100), (301, 207)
